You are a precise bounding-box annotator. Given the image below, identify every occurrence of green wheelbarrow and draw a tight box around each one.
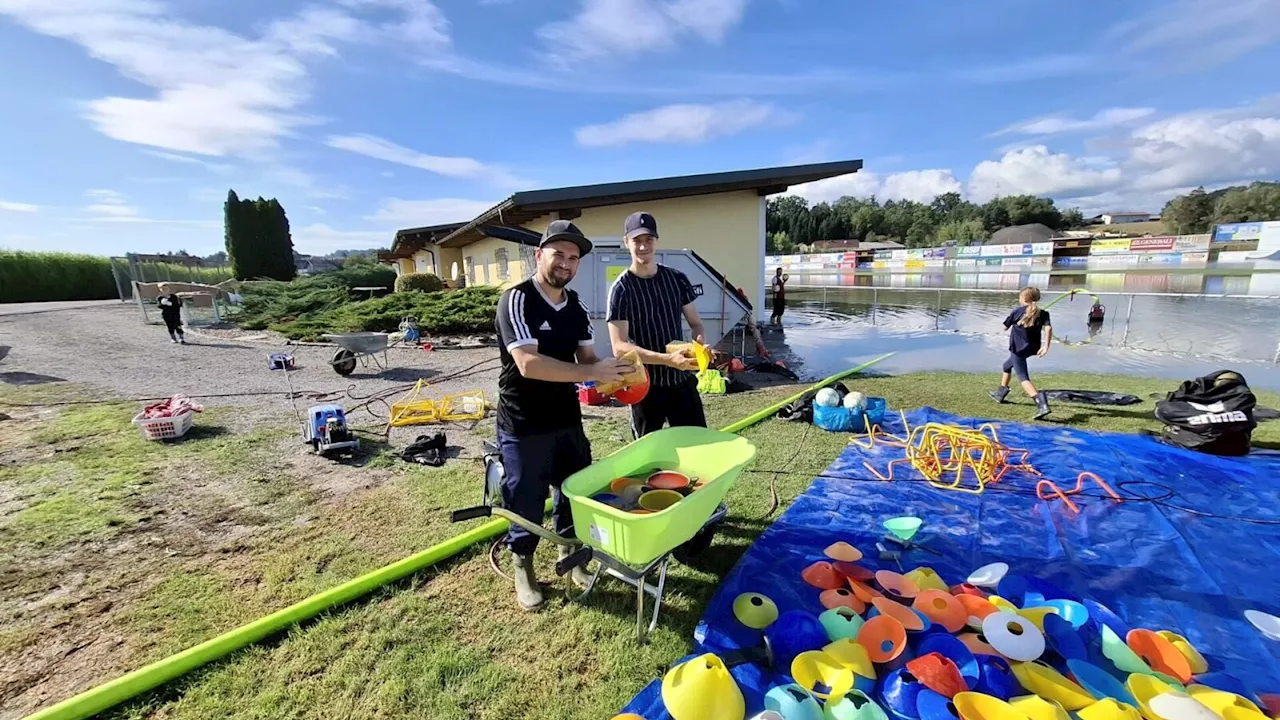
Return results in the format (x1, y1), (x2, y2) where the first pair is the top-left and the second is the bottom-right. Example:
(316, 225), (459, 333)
(451, 426), (756, 641)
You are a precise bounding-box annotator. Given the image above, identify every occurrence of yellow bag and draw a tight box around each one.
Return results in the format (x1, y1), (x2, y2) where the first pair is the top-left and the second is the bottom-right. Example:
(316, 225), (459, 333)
(595, 349), (646, 396)
(697, 369), (726, 395)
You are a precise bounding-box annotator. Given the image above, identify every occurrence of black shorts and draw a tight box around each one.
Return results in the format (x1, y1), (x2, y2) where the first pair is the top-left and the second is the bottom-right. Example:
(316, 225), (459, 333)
(772, 295), (786, 316)
(1002, 353), (1031, 381)
(630, 377), (707, 439)
(162, 314), (182, 332)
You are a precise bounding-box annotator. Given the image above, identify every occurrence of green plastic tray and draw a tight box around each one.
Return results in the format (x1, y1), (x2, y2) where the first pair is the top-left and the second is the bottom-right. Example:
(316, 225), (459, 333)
(562, 426), (756, 566)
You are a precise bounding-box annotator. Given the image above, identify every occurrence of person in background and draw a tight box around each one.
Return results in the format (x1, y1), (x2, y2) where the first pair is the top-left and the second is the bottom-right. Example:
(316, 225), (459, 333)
(607, 211), (707, 438)
(770, 267), (789, 326)
(494, 220), (631, 611)
(989, 286), (1053, 419)
(157, 284), (186, 344)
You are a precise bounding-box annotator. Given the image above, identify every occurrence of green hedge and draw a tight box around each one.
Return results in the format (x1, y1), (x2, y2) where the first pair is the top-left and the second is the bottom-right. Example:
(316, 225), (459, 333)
(394, 272), (444, 293)
(0, 251), (116, 303)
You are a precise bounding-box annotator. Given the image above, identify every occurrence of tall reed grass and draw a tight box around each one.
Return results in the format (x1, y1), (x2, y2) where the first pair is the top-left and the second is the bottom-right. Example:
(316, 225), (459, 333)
(0, 251), (117, 303)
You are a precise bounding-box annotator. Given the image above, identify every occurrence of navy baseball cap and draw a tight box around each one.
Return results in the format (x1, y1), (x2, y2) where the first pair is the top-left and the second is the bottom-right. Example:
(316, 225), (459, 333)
(540, 219), (592, 256)
(624, 211), (658, 241)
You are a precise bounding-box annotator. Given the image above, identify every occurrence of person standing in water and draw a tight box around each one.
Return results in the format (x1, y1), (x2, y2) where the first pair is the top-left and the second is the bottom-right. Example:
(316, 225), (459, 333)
(157, 285), (186, 344)
(770, 266), (788, 326)
(989, 286), (1053, 419)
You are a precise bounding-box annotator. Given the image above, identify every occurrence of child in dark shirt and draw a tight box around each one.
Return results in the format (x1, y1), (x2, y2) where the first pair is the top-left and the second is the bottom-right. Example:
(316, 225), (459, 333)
(158, 285), (186, 344)
(989, 286), (1052, 419)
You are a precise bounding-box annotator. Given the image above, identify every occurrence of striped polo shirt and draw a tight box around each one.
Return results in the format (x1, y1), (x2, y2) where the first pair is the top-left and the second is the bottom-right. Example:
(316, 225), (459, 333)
(606, 265), (697, 387)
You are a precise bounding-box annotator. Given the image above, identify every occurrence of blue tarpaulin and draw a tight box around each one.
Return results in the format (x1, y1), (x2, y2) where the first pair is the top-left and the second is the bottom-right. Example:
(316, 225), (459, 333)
(622, 408), (1280, 718)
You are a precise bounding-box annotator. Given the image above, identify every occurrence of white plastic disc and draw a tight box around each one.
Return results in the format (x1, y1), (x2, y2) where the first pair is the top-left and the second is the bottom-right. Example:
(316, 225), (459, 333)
(1244, 610), (1280, 641)
(1150, 693), (1221, 720)
(967, 562), (1009, 589)
(982, 611), (1045, 662)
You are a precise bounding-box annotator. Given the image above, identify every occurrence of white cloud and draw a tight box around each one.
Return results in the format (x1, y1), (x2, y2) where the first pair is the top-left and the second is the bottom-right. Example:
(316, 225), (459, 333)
(788, 169), (961, 205)
(1125, 108), (1280, 190)
(538, 0), (748, 64)
(968, 146), (1122, 203)
(325, 134), (529, 188)
(1107, 0), (1280, 70)
(575, 100), (793, 148)
(83, 189), (139, 218)
(0, 200), (38, 213)
(292, 223), (393, 253)
(993, 107), (1156, 137)
(144, 149), (235, 174)
(364, 198), (496, 226)
(0, 0), (449, 157)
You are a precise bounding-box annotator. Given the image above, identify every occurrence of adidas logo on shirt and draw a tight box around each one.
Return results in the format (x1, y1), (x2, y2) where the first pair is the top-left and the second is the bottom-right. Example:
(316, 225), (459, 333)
(539, 321), (552, 331)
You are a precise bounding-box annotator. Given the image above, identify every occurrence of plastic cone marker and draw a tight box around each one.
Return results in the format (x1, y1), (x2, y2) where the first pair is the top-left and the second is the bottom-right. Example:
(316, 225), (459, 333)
(1016, 607), (1058, 633)
(612, 715), (647, 720)
(823, 587), (869, 614)
(875, 597), (928, 631)
(989, 596), (1018, 613)
(1127, 673), (1176, 720)
(1191, 674), (1258, 704)
(968, 563), (1010, 589)
(794, 650), (857, 701)
(983, 612), (1046, 662)
(766, 683), (824, 720)
(823, 606), (868, 641)
(907, 653), (968, 698)
(906, 568), (951, 593)
(837, 562), (876, 583)
(918, 689), (965, 720)
(753, 713), (787, 720)
(828, 689), (892, 720)
(826, 638), (877, 680)
(919, 633), (981, 685)
(1151, 674), (1186, 692)
(661, 653), (745, 720)
(827, 542), (865, 563)
(858, 614), (909, 664)
(1079, 699), (1144, 720)
(1186, 685), (1264, 716)
(1041, 614), (1087, 664)
(877, 570), (923, 601)
(1243, 610), (1280, 641)
(880, 666), (926, 720)
(1128, 630), (1192, 685)
(852, 580), (886, 604)
(885, 516), (923, 541)
(957, 595), (1000, 627)
(1222, 707), (1271, 720)
(915, 590), (968, 633)
(998, 577), (1034, 607)
(975, 656), (1020, 700)
(1148, 692), (1220, 720)
(733, 592), (779, 630)
(959, 632), (1001, 657)
(1068, 660), (1139, 707)
(1011, 695), (1071, 720)
(769, 611), (831, 670)
(1086, 601), (1133, 641)
(807, 561), (850, 590)
(954, 584), (991, 599)
(1029, 599), (1090, 630)
(1101, 625), (1153, 676)
(953, 691), (1034, 720)
(1010, 661), (1096, 710)
(1155, 633), (1207, 676)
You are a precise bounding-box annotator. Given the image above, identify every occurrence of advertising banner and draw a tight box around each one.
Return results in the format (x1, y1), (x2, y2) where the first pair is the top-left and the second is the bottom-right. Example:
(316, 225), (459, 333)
(924, 247), (948, 259)
(1031, 242), (1054, 255)
(1002, 257), (1033, 268)
(1130, 236), (1176, 252)
(954, 258), (977, 268)
(959, 245), (982, 256)
(1213, 222), (1264, 243)
(1136, 254), (1179, 265)
(1182, 252), (1209, 265)
(1174, 235), (1211, 252)
(925, 259), (947, 268)
(905, 260), (925, 269)
(1003, 244), (1025, 257)
(888, 260), (906, 269)
(891, 249), (908, 260)
(1030, 256), (1052, 267)
(980, 245), (1003, 257)
(875, 250), (895, 260)
(1090, 238), (1132, 255)
(840, 253), (859, 261)
(905, 248), (926, 260)
(1056, 256), (1088, 265)
(1216, 251), (1253, 263)
(981, 258), (1004, 266)
(1091, 255), (1135, 267)
(871, 261), (888, 269)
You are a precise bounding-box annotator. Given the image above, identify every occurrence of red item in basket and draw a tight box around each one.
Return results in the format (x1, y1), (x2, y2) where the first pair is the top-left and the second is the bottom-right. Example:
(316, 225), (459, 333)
(142, 394), (204, 419)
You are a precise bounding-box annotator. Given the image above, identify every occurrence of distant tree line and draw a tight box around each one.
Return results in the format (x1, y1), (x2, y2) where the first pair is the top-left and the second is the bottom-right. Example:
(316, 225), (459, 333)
(224, 189), (296, 281)
(767, 192), (1085, 254)
(1162, 182), (1280, 235)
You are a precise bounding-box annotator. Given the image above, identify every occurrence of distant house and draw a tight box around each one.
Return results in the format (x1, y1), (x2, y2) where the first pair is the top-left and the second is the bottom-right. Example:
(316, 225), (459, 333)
(988, 224), (1065, 245)
(812, 239), (905, 252)
(1097, 212), (1151, 225)
(377, 222), (468, 286)
(297, 257), (341, 276)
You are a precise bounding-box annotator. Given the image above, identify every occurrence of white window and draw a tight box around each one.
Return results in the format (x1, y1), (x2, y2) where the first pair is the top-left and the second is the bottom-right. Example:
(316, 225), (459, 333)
(465, 256), (476, 284)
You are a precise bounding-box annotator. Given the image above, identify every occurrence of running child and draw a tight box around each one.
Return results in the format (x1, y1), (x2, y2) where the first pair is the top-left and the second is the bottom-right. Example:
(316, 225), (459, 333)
(989, 286), (1052, 419)
(157, 284), (186, 344)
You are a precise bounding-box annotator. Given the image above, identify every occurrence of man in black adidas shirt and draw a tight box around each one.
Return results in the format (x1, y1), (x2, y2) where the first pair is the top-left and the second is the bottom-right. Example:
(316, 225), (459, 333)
(494, 220), (631, 611)
(607, 211), (708, 438)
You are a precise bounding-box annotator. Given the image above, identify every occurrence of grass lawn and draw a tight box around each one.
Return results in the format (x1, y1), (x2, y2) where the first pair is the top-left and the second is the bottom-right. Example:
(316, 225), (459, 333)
(5, 371), (1280, 719)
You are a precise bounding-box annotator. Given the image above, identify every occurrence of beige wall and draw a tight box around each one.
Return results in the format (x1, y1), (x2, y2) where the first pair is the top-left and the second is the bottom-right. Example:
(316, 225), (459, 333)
(460, 237), (528, 288)
(396, 258), (415, 275)
(521, 190), (765, 313)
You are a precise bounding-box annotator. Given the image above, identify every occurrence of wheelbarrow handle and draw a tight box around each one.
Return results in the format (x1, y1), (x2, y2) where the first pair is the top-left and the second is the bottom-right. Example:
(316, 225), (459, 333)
(555, 546), (593, 577)
(450, 506), (492, 522)
(451, 506), (580, 549)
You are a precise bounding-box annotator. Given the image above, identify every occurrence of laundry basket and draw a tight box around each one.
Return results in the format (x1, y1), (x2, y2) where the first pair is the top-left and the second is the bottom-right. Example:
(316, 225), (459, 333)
(132, 410), (194, 441)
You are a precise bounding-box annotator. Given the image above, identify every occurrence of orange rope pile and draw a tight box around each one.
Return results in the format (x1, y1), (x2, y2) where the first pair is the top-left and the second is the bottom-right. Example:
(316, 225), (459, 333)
(855, 413), (1041, 494)
(1035, 472), (1123, 514)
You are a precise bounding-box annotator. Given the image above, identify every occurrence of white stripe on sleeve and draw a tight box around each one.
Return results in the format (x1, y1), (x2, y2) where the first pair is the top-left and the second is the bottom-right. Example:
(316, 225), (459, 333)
(509, 289), (532, 341)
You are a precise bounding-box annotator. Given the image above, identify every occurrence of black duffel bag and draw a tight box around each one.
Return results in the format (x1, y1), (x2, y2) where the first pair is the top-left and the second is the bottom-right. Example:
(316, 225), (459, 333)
(1154, 370), (1257, 456)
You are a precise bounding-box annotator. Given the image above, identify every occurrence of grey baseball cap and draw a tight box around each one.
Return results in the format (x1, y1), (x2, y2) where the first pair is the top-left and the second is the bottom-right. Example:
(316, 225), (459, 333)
(624, 211), (658, 240)
(539, 219), (592, 256)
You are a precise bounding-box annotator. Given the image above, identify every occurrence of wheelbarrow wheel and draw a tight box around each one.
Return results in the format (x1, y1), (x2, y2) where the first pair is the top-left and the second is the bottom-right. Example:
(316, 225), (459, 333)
(331, 348), (357, 376)
(673, 521), (720, 567)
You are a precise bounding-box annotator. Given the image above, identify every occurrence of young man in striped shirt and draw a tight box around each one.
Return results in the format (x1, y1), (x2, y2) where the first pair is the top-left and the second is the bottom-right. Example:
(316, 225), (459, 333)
(606, 211), (708, 438)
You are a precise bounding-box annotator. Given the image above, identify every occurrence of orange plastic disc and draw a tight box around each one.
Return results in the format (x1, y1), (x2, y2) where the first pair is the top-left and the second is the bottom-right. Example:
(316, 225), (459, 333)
(874, 597), (926, 631)
(876, 570), (921, 600)
(826, 541), (864, 562)
(822, 587), (868, 614)
(958, 632), (1001, 656)
(906, 652), (968, 698)
(835, 561), (875, 583)
(952, 583), (990, 598)
(1127, 629), (1192, 684)
(850, 580), (885, 604)
(803, 561), (847, 590)
(956, 594), (999, 626)
(914, 589), (968, 633)
(857, 614), (908, 663)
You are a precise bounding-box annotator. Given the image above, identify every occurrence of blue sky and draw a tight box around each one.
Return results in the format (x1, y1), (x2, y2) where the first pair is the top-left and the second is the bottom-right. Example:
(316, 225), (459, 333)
(1, 0), (1278, 256)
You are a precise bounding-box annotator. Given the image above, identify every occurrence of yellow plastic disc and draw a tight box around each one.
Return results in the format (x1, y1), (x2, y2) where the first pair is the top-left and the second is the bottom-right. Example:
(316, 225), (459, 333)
(661, 654), (745, 720)
(954, 692), (1034, 720)
(1126, 673), (1175, 720)
(792, 650), (855, 701)
(1186, 685), (1263, 717)
(1223, 707), (1272, 720)
(1011, 662), (1096, 710)
(732, 592), (779, 630)
(1079, 699), (1144, 720)
(1016, 606), (1059, 633)
(905, 567), (951, 592)
(989, 595), (1018, 612)
(1011, 695), (1071, 720)
(1156, 632), (1209, 676)
(825, 638), (877, 680)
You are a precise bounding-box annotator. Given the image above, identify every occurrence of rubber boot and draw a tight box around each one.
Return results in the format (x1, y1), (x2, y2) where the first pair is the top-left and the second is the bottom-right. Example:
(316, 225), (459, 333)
(988, 386), (1010, 404)
(1033, 393), (1051, 420)
(557, 544), (592, 590)
(511, 552), (544, 611)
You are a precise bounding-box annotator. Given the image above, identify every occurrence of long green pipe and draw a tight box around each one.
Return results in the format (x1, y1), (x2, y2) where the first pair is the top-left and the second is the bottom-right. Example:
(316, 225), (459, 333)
(1041, 287), (1100, 311)
(24, 353), (894, 720)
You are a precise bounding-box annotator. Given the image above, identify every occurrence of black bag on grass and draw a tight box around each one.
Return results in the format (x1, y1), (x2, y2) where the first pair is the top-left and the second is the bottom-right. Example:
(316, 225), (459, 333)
(1154, 370), (1256, 456)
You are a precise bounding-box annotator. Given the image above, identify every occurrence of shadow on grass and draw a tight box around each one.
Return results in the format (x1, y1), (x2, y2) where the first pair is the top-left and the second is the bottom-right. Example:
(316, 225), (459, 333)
(375, 367), (441, 383)
(173, 424), (232, 442)
(0, 370), (67, 386)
